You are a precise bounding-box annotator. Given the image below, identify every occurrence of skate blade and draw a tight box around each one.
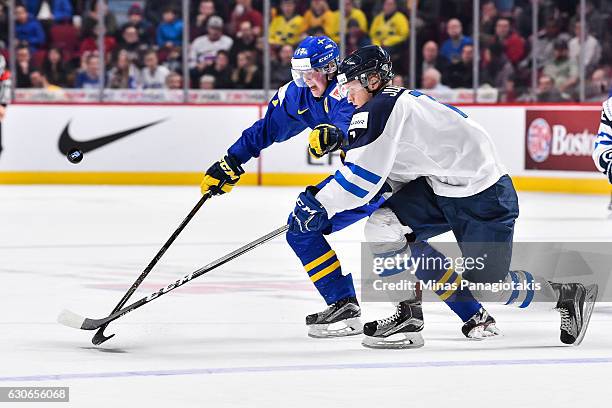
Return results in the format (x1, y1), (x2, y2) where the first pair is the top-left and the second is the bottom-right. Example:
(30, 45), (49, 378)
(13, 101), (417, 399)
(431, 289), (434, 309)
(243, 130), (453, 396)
(467, 324), (502, 340)
(485, 323), (502, 336)
(573, 284), (598, 346)
(465, 326), (486, 341)
(361, 332), (424, 349)
(308, 318), (363, 338)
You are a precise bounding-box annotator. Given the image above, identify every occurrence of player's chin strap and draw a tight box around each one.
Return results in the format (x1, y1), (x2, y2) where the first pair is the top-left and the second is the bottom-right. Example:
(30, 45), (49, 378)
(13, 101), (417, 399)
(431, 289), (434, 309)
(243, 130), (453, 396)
(364, 76), (390, 96)
(356, 73), (380, 95)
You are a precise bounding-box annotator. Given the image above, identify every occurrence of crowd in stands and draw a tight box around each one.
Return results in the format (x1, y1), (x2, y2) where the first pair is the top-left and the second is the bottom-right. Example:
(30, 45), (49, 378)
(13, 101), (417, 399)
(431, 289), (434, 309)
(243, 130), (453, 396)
(0, 0), (610, 101)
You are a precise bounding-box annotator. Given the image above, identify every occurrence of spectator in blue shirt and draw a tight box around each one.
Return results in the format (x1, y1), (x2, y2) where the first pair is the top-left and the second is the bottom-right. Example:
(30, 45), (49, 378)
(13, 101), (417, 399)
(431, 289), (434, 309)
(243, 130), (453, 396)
(52, 0), (74, 22)
(75, 53), (102, 89)
(25, 0), (73, 22)
(440, 18), (473, 63)
(15, 5), (46, 51)
(157, 7), (184, 47)
(25, 0), (39, 15)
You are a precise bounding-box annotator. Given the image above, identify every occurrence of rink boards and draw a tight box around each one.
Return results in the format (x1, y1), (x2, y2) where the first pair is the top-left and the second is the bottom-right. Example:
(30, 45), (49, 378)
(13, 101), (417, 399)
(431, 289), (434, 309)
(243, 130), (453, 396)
(0, 102), (608, 194)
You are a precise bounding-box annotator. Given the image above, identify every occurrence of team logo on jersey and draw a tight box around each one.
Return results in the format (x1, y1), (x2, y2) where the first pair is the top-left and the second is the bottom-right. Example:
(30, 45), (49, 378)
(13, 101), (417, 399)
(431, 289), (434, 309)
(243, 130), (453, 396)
(599, 148), (612, 173)
(349, 112), (369, 130)
(329, 85), (342, 101)
(527, 118), (552, 163)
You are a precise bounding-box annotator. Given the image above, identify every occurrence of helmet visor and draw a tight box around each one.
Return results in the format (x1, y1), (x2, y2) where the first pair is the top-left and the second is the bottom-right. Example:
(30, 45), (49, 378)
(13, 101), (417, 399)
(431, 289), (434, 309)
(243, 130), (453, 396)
(291, 68), (326, 88)
(291, 58), (337, 87)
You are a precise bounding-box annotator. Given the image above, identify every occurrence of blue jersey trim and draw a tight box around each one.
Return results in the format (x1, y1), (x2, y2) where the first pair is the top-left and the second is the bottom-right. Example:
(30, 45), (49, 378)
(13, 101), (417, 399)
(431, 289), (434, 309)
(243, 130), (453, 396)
(345, 162), (382, 184)
(598, 132), (612, 140)
(334, 170), (369, 198)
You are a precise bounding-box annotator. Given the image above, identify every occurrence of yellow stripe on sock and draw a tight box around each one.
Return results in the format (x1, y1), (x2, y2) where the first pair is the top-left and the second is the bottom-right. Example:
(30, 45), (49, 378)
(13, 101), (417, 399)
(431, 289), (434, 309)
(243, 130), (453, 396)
(304, 250), (336, 272)
(439, 274), (462, 301)
(437, 268), (455, 285)
(310, 260), (341, 283)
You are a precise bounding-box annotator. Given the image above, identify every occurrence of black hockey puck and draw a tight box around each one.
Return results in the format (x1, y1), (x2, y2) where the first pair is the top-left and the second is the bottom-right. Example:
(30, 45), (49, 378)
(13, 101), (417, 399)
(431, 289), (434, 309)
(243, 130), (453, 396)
(67, 148), (83, 164)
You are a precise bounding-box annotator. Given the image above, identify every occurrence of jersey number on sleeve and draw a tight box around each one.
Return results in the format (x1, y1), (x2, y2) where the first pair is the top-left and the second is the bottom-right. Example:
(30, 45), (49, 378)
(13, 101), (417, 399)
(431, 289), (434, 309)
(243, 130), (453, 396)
(408, 90), (468, 118)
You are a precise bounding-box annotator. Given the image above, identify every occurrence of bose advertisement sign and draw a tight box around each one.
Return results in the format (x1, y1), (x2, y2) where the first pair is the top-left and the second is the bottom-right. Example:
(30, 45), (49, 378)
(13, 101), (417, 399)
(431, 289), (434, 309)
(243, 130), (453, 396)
(525, 108), (601, 172)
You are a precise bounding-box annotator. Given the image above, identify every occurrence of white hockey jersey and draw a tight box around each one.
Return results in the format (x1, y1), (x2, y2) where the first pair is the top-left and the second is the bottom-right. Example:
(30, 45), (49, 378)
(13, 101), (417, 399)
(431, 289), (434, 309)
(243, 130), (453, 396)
(592, 97), (612, 177)
(316, 87), (507, 218)
(0, 54), (10, 105)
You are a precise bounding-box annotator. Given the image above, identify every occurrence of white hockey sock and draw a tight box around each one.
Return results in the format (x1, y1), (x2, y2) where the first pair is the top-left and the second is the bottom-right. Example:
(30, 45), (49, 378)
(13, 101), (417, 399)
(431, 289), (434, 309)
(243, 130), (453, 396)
(503, 270), (558, 310)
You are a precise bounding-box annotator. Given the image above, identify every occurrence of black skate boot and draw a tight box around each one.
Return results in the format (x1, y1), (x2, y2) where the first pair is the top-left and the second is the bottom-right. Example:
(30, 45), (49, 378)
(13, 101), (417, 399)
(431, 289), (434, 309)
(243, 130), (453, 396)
(361, 300), (424, 349)
(462, 307), (501, 340)
(553, 283), (598, 345)
(306, 296), (363, 338)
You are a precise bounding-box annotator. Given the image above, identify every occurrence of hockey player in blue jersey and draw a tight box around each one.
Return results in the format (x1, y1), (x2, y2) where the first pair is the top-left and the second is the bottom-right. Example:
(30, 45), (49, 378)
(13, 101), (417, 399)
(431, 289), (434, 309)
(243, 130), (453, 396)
(201, 37), (498, 340)
(201, 36), (369, 337)
(289, 45), (598, 348)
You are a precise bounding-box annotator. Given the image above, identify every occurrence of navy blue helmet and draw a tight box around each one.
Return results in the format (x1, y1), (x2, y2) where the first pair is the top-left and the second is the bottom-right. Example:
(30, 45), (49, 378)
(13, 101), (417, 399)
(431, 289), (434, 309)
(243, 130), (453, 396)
(336, 45), (394, 90)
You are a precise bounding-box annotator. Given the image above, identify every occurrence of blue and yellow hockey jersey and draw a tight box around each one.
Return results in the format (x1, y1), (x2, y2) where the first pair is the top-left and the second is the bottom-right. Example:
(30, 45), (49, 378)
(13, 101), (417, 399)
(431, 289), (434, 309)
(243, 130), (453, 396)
(228, 80), (355, 164)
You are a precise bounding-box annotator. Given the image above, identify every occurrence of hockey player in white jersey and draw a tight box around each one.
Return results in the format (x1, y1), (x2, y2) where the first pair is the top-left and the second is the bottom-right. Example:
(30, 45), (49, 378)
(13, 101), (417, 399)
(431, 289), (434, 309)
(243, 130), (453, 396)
(0, 55), (11, 157)
(288, 45), (598, 348)
(593, 96), (612, 184)
(201, 37), (499, 341)
(594, 96), (612, 210)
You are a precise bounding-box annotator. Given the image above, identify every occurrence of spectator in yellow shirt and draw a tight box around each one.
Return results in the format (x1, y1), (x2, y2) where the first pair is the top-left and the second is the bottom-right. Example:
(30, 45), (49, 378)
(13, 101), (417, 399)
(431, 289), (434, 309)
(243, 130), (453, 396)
(303, 0), (337, 41)
(269, 0), (306, 46)
(329, 0), (368, 42)
(370, 0), (409, 48)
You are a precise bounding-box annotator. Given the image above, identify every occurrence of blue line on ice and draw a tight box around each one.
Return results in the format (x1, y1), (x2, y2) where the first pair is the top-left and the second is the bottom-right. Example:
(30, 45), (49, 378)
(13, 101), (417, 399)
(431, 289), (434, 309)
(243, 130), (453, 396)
(2, 357), (612, 382)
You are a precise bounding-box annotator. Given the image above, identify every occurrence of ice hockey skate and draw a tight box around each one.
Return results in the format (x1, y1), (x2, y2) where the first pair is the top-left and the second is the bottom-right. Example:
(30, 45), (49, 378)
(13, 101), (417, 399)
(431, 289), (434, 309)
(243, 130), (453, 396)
(461, 307), (501, 340)
(361, 300), (425, 349)
(554, 283), (598, 345)
(306, 296), (363, 338)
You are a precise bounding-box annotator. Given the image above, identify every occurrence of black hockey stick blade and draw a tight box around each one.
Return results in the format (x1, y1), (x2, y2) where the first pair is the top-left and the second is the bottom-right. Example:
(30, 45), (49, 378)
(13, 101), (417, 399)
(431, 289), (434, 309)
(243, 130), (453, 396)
(90, 192), (213, 345)
(58, 225), (289, 333)
(91, 329), (114, 345)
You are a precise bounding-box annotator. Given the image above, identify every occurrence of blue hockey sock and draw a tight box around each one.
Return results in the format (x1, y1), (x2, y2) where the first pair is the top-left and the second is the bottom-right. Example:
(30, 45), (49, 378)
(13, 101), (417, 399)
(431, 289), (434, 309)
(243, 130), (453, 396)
(286, 229), (356, 305)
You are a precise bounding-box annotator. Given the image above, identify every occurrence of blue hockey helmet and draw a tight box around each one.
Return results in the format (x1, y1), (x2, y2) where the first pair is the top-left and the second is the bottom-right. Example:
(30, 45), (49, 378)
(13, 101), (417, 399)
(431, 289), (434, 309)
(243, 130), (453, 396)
(291, 36), (340, 87)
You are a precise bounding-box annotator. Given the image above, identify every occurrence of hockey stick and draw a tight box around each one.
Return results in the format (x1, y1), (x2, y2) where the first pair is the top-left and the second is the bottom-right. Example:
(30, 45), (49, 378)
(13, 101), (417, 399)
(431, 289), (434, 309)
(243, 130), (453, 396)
(91, 192), (214, 345)
(58, 224), (289, 333)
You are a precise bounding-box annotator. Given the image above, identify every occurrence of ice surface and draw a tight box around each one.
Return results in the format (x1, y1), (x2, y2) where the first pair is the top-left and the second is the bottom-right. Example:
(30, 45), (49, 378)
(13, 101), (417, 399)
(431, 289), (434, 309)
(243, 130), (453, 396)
(0, 185), (611, 408)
